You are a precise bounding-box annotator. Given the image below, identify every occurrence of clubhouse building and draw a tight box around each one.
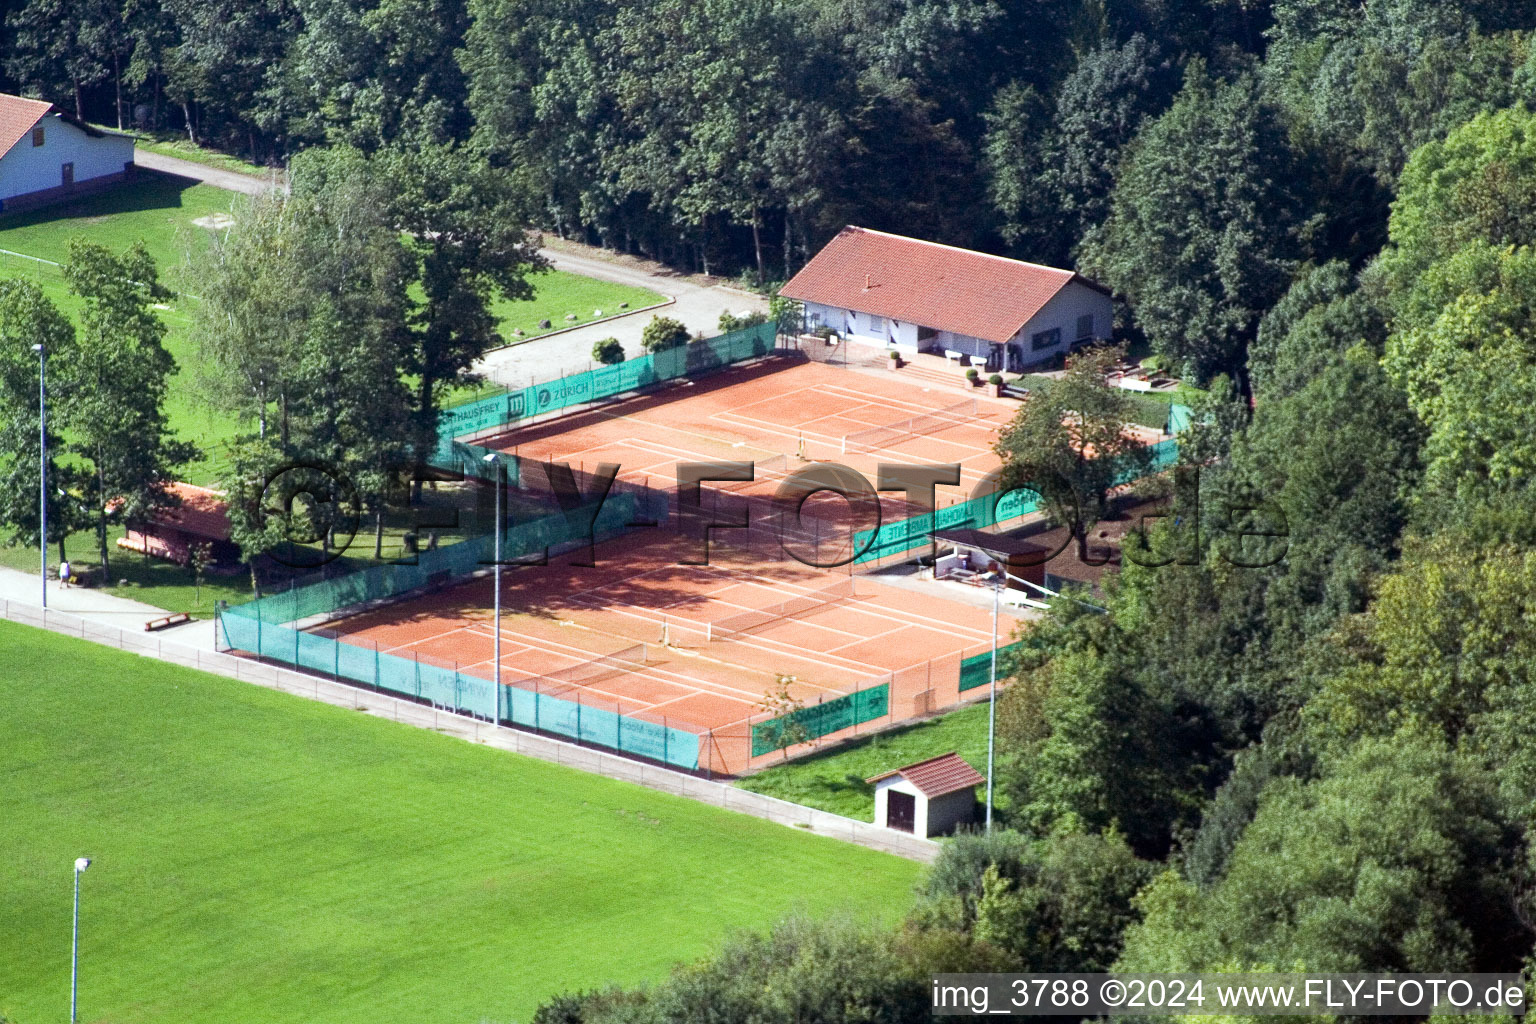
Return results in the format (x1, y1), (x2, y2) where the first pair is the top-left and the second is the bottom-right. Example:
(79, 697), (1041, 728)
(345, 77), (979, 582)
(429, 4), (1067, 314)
(781, 225), (1113, 374)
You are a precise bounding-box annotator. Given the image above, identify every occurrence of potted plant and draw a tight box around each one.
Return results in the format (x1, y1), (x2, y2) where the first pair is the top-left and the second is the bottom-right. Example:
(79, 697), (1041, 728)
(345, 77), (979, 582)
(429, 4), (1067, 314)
(988, 373), (1005, 396)
(965, 367), (981, 387)
(887, 349), (901, 370)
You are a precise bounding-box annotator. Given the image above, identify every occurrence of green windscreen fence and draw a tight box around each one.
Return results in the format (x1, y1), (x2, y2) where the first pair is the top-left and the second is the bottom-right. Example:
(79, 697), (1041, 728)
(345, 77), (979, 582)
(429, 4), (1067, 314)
(751, 683), (889, 757)
(958, 643), (1026, 692)
(231, 491), (658, 625)
(437, 321), (776, 442)
(1167, 403), (1194, 434)
(853, 437), (1179, 564)
(218, 605), (700, 770)
(214, 327), (784, 773)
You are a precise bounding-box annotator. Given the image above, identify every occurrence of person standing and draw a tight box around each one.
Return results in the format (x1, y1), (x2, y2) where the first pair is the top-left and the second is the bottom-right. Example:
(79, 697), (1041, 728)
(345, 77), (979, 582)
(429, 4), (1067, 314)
(58, 560), (72, 589)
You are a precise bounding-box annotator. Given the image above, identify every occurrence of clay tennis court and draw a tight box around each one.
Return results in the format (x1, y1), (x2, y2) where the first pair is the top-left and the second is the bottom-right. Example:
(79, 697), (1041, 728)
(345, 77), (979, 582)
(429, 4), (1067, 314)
(316, 527), (1020, 775)
(482, 358), (1016, 500)
(308, 357), (1035, 774)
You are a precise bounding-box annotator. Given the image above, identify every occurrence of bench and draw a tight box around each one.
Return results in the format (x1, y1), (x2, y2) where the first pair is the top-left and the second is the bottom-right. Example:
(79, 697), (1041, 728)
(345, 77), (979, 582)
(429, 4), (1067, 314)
(944, 349), (964, 364)
(145, 612), (192, 632)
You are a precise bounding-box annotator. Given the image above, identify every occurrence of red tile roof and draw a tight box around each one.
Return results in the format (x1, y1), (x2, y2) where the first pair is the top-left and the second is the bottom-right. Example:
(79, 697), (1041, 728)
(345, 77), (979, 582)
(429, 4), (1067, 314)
(781, 226), (1108, 344)
(867, 751), (985, 799)
(148, 483), (233, 541)
(0, 93), (54, 156)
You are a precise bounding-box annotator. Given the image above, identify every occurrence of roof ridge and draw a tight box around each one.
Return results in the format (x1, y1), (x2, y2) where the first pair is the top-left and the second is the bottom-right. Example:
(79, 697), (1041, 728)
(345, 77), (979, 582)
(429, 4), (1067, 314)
(843, 225), (1074, 279)
(897, 750), (963, 770)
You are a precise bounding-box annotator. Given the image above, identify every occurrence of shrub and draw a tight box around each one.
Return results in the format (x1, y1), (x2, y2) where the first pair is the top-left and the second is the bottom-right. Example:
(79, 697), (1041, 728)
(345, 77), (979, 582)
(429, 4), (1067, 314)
(965, 367), (980, 380)
(888, 349), (900, 360)
(718, 309), (769, 332)
(988, 373), (1004, 385)
(641, 315), (689, 353)
(591, 337), (625, 365)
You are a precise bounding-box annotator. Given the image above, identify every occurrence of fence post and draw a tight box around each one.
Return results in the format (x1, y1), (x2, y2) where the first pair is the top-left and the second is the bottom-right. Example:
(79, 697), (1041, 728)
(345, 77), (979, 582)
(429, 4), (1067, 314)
(374, 641), (380, 692)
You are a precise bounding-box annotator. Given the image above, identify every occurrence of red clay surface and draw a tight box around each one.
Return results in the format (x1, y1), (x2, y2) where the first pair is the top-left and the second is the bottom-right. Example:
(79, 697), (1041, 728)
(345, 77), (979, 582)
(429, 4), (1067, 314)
(318, 359), (1034, 773)
(486, 358), (1016, 502)
(319, 529), (1017, 774)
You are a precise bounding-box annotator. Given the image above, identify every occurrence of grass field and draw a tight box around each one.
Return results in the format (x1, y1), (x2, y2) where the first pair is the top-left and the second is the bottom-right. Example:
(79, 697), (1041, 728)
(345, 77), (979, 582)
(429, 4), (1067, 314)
(735, 701), (996, 820)
(0, 621), (921, 1024)
(0, 173), (241, 482)
(492, 268), (664, 341)
(0, 178), (665, 613)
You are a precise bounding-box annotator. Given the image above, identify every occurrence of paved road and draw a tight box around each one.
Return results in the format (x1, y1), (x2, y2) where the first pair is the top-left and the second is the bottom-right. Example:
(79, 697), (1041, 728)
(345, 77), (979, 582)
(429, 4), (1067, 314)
(128, 146), (769, 391)
(133, 147), (282, 196)
(0, 564), (216, 648)
(474, 248), (770, 388)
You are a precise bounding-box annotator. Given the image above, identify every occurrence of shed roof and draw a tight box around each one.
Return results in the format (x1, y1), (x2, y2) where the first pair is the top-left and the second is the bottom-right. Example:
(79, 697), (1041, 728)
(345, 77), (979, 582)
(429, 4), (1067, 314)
(0, 93), (54, 155)
(867, 751), (985, 798)
(781, 226), (1109, 344)
(143, 483), (233, 541)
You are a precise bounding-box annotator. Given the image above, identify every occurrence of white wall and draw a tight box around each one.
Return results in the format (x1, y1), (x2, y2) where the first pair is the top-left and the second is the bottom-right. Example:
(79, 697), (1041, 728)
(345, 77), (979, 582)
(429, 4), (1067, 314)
(874, 778), (978, 836)
(802, 282), (1112, 369)
(1006, 281), (1114, 370)
(873, 777), (928, 834)
(802, 301), (924, 352)
(935, 330), (992, 361)
(0, 114), (134, 202)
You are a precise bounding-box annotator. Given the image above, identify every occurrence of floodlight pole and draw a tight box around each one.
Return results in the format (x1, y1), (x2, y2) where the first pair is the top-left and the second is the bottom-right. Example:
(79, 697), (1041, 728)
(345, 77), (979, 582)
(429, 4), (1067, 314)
(484, 453), (502, 726)
(71, 857), (90, 1024)
(34, 343), (46, 608)
(986, 567), (999, 832)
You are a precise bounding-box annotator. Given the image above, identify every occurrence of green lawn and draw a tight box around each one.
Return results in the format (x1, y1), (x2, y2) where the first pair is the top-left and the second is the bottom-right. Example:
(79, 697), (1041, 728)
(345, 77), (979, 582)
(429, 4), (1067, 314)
(0, 479), (540, 617)
(0, 174), (242, 482)
(736, 701), (997, 821)
(0, 622), (921, 1024)
(492, 268), (665, 342)
(0, 178), (667, 617)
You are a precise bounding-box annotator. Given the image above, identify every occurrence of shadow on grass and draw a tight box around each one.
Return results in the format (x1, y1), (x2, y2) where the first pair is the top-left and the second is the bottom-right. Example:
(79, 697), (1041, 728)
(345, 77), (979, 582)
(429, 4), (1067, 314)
(0, 170), (204, 231)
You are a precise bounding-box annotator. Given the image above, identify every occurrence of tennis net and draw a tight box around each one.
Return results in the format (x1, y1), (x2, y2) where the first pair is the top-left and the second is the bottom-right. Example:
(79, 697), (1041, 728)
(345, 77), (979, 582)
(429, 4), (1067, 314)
(842, 398), (978, 455)
(521, 643), (651, 696)
(708, 578), (858, 642)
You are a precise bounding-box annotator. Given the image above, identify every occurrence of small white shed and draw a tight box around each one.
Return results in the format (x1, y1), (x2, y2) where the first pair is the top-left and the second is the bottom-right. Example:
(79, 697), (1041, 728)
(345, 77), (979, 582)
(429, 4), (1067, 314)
(867, 751), (985, 837)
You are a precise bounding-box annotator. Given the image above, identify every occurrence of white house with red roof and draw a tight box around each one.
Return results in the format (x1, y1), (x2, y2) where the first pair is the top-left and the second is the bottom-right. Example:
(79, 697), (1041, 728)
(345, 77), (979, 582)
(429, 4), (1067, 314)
(781, 225), (1114, 373)
(867, 751), (986, 837)
(0, 93), (135, 214)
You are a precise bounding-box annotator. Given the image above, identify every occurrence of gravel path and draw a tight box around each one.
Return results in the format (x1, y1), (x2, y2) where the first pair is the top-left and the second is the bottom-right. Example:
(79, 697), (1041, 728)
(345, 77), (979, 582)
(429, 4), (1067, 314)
(132, 147), (282, 195)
